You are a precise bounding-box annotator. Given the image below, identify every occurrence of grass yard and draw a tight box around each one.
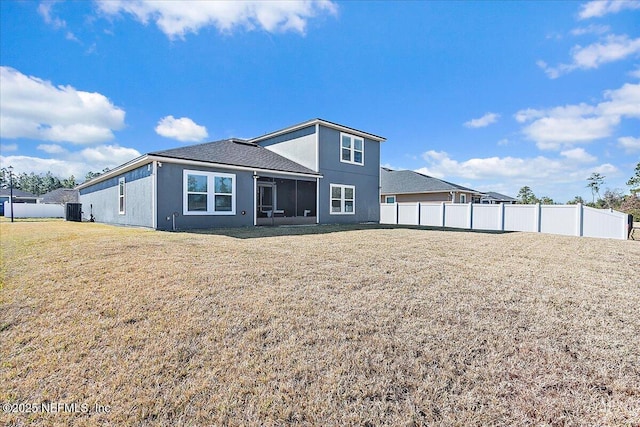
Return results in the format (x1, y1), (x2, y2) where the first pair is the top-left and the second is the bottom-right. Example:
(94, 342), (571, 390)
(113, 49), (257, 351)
(1, 221), (639, 426)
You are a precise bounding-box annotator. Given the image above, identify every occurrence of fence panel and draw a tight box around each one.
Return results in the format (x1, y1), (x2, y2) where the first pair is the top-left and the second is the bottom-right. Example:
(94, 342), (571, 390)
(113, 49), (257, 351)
(472, 204), (501, 230)
(380, 203), (397, 225)
(444, 204), (469, 228)
(582, 206), (627, 240)
(3, 202), (64, 218)
(378, 202), (627, 239)
(504, 205), (538, 232)
(398, 203), (419, 225)
(540, 205), (578, 236)
(420, 203), (443, 227)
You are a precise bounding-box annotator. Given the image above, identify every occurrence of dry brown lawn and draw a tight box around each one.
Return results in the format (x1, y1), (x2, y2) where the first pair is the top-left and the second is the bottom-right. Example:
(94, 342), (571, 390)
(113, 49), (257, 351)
(1, 221), (639, 426)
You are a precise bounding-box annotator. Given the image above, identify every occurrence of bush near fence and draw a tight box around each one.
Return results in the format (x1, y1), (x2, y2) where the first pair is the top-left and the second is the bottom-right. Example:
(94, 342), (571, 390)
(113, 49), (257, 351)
(380, 202), (629, 240)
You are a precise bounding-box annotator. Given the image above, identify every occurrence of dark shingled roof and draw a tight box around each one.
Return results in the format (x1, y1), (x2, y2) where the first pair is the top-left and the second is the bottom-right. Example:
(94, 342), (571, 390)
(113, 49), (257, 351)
(482, 191), (516, 202)
(39, 188), (79, 204)
(150, 139), (318, 175)
(0, 188), (38, 198)
(380, 168), (479, 194)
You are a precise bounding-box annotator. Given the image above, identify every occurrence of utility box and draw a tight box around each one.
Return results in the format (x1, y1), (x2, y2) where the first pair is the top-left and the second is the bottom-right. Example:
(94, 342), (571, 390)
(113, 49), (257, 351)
(65, 203), (82, 222)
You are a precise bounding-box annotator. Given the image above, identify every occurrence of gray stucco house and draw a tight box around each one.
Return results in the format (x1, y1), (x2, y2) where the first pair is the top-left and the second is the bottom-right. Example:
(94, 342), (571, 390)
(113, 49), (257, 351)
(77, 119), (385, 230)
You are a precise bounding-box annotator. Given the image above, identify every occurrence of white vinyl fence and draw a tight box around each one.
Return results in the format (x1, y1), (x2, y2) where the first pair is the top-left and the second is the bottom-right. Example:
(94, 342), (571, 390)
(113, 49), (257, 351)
(381, 202), (630, 240)
(3, 202), (64, 218)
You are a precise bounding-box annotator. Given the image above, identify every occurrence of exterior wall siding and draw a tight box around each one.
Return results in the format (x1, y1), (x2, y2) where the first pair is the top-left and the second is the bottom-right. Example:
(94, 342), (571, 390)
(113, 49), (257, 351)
(79, 164), (154, 227)
(155, 162), (254, 230)
(257, 125), (317, 171)
(318, 125), (381, 224)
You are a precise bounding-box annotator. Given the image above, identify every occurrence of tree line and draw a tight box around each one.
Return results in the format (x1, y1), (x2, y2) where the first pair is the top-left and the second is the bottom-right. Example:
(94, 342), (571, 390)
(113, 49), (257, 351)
(0, 168), (109, 196)
(516, 162), (640, 220)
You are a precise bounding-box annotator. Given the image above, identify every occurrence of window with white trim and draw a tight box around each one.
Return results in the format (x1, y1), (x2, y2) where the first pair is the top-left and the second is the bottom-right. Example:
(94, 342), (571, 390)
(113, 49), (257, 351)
(385, 195), (396, 204)
(460, 194), (467, 203)
(118, 177), (125, 214)
(183, 170), (236, 215)
(330, 184), (355, 215)
(340, 133), (364, 165)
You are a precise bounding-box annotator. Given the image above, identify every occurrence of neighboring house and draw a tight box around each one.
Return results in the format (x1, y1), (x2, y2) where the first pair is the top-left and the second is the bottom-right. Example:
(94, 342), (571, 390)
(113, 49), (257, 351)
(77, 119), (385, 230)
(39, 188), (79, 205)
(380, 168), (482, 204)
(480, 191), (516, 204)
(0, 188), (38, 216)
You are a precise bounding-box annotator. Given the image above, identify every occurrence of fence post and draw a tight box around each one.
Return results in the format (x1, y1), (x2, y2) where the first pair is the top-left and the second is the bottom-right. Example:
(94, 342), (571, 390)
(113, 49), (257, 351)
(395, 202), (399, 225)
(467, 202), (473, 229)
(535, 203), (541, 233)
(417, 202), (421, 226)
(441, 202), (446, 227)
(500, 203), (506, 231)
(576, 203), (583, 237)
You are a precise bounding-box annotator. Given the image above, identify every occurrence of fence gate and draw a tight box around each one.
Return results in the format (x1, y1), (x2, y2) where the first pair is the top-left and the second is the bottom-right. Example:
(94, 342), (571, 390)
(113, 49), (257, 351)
(65, 203), (82, 222)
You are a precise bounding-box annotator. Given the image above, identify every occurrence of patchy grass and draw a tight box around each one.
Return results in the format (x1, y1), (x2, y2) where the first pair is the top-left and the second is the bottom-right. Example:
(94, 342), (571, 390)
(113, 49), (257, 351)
(1, 221), (639, 426)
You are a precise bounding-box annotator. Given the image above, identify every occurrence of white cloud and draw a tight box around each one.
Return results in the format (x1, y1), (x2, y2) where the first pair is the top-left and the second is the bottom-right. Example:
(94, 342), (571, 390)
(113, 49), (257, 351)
(0, 66), (125, 144)
(570, 24), (610, 36)
(79, 144), (141, 165)
(97, 0), (338, 39)
(538, 35), (640, 78)
(463, 112), (500, 128)
(1, 143), (18, 152)
(578, 0), (640, 20)
(629, 66), (640, 79)
(515, 82), (640, 149)
(38, 1), (79, 41)
(618, 136), (640, 152)
(420, 150), (617, 182)
(37, 144), (67, 154)
(0, 144), (141, 179)
(155, 115), (208, 142)
(416, 150), (620, 202)
(560, 147), (597, 163)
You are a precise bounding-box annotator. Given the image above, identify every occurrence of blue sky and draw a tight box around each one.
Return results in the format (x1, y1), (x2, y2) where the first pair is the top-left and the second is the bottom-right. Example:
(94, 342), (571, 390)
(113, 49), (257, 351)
(1, 0), (639, 202)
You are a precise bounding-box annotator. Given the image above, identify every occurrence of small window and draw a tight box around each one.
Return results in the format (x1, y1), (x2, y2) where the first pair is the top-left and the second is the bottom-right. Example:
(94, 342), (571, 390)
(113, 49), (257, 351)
(340, 133), (364, 165)
(330, 184), (355, 215)
(385, 195), (396, 204)
(183, 170), (236, 215)
(118, 177), (125, 214)
(460, 194), (467, 203)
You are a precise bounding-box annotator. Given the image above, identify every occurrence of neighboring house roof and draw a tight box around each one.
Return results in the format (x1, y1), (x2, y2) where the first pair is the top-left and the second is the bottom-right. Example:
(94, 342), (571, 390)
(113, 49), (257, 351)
(0, 188), (38, 198)
(481, 191), (516, 202)
(380, 168), (480, 194)
(39, 188), (79, 204)
(150, 139), (318, 176)
(250, 118), (386, 143)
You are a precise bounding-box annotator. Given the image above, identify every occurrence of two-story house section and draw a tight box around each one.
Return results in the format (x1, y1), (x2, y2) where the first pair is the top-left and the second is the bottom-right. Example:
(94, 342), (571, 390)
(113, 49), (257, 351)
(77, 119), (385, 230)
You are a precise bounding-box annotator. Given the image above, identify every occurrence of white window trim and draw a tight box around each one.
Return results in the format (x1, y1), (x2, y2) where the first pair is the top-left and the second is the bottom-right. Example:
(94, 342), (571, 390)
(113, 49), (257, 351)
(339, 132), (364, 166)
(183, 170), (236, 216)
(330, 183), (355, 215)
(118, 177), (125, 215)
(385, 195), (396, 204)
(460, 194), (467, 203)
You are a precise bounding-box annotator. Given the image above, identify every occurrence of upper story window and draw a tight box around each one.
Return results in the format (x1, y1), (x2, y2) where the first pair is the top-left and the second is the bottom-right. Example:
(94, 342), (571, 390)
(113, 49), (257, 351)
(118, 177), (125, 214)
(385, 195), (396, 204)
(183, 170), (235, 215)
(340, 133), (364, 166)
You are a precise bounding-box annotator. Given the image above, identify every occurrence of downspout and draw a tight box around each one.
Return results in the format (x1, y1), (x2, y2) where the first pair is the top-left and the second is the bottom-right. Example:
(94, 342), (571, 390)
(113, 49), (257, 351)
(253, 172), (258, 226)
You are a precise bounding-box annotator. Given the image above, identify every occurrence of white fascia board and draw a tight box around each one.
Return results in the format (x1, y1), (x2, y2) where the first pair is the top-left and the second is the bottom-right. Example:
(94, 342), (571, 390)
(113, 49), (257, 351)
(148, 155), (323, 179)
(250, 119), (386, 144)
